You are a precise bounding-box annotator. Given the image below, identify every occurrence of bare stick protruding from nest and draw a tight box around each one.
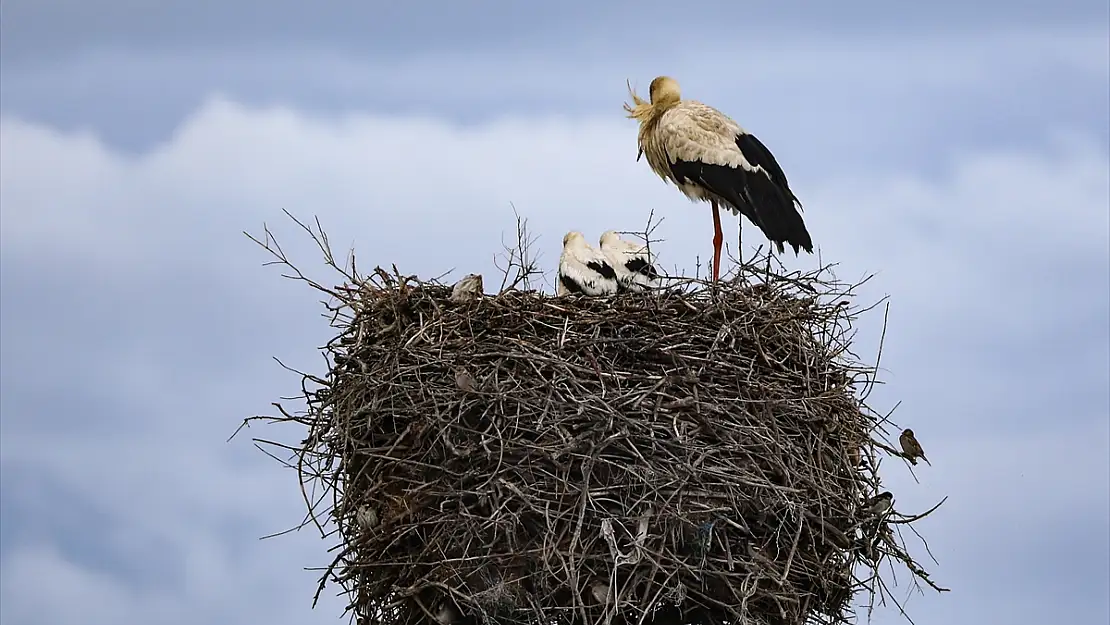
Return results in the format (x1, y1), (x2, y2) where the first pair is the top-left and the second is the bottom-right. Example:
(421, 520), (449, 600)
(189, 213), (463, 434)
(495, 203), (543, 295)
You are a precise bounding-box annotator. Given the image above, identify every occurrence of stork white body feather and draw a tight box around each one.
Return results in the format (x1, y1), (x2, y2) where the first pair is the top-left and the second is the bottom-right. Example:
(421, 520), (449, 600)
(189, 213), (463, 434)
(654, 104), (757, 205)
(556, 231), (619, 296)
(599, 230), (662, 293)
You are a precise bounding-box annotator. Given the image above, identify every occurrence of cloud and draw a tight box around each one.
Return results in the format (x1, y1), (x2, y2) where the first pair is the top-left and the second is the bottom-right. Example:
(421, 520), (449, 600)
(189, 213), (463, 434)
(3, 25), (1107, 155)
(1, 96), (1107, 625)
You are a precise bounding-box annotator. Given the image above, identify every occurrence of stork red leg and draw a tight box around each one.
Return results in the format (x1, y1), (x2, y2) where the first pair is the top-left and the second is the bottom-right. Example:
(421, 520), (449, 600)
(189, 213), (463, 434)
(711, 200), (724, 282)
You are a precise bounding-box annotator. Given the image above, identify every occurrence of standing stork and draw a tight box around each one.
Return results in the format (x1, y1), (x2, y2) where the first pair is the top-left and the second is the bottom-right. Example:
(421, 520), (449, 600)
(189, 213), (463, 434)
(624, 76), (813, 282)
(599, 230), (662, 293)
(556, 231), (620, 296)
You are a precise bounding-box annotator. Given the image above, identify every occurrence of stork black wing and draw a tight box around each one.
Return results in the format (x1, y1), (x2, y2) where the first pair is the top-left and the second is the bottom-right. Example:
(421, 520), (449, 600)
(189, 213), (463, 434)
(668, 152), (813, 255)
(734, 132), (800, 208)
(558, 273), (585, 294)
(668, 157), (765, 232)
(586, 260), (617, 280)
(624, 257), (659, 279)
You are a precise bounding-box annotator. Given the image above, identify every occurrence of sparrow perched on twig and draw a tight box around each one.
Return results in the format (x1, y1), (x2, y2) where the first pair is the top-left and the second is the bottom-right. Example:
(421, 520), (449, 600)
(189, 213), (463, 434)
(862, 491), (893, 516)
(899, 428), (931, 466)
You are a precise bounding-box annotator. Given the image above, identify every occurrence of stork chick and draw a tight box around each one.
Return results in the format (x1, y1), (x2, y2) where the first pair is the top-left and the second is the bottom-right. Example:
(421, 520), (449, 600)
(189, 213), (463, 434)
(556, 231), (619, 296)
(624, 76), (813, 282)
(599, 230), (662, 293)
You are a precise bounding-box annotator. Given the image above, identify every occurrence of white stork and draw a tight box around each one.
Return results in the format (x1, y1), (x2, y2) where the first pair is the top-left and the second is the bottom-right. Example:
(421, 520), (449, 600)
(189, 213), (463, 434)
(624, 76), (813, 282)
(556, 231), (619, 296)
(599, 230), (662, 293)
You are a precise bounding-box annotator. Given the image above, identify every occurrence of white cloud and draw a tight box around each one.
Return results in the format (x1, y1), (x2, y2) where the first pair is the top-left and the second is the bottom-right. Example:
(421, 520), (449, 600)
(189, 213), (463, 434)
(0, 538), (338, 625)
(3, 25), (1106, 170)
(1, 97), (1107, 625)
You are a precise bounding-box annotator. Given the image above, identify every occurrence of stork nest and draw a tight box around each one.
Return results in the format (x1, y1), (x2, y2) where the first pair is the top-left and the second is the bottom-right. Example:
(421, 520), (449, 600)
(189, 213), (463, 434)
(242, 215), (945, 625)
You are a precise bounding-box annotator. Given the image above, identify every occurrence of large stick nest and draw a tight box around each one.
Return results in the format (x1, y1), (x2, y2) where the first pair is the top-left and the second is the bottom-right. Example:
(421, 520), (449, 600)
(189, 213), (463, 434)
(242, 213), (946, 625)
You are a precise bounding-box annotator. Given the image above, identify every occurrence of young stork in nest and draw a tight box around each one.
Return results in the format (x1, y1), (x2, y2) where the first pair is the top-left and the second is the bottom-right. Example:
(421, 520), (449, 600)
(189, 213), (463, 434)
(624, 76), (813, 282)
(599, 230), (662, 293)
(556, 231), (619, 296)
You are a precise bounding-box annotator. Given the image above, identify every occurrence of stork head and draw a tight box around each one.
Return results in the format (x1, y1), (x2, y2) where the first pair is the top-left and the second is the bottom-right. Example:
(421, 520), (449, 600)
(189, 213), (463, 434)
(648, 76), (681, 106)
(563, 231), (585, 247)
(623, 75), (681, 121)
(599, 230), (621, 247)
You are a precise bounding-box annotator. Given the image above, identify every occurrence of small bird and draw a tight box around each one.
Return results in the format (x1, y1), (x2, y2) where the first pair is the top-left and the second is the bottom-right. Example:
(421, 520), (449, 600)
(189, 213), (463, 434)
(599, 230), (663, 293)
(355, 504), (379, 530)
(449, 273), (484, 303)
(454, 366), (478, 394)
(625, 76), (813, 282)
(899, 428), (930, 466)
(589, 578), (611, 604)
(556, 231), (619, 296)
(862, 491), (894, 516)
(432, 600), (459, 625)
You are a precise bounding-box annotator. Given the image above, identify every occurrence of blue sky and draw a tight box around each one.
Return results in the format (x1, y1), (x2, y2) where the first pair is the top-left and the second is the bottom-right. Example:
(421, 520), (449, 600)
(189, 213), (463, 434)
(1, 2), (1108, 624)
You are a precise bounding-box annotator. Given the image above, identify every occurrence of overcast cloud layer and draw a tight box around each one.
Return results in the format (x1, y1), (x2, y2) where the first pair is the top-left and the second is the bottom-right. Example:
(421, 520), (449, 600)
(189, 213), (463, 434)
(2, 5), (1109, 625)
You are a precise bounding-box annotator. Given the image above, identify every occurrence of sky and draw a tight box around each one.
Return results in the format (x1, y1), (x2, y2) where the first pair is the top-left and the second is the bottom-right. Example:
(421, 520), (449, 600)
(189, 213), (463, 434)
(1, 2), (1108, 624)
